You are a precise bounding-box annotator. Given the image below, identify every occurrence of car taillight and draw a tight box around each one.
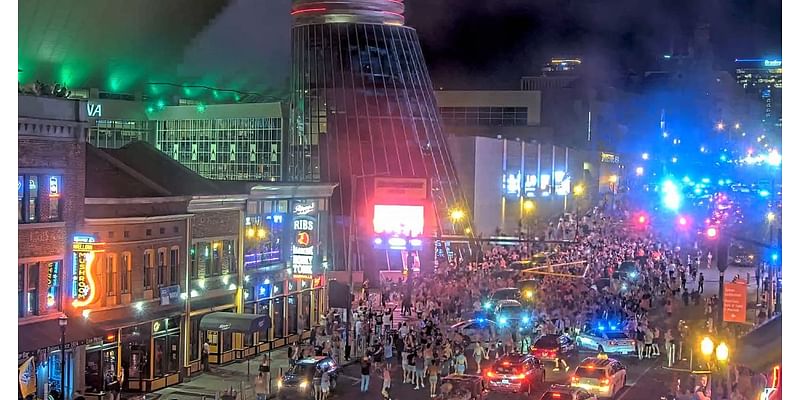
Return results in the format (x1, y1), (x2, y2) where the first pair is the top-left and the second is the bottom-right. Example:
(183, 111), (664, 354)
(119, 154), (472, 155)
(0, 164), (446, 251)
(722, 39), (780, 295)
(514, 373), (526, 380)
(600, 378), (610, 385)
(486, 371), (496, 378)
(571, 376), (579, 383)
(552, 394), (562, 398)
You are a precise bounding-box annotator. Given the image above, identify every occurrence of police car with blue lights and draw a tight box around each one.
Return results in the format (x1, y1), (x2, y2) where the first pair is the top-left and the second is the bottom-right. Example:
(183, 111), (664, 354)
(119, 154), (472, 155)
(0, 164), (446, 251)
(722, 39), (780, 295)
(448, 318), (498, 347)
(494, 300), (533, 329)
(483, 287), (521, 311)
(575, 324), (636, 355)
(612, 260), (639, 282)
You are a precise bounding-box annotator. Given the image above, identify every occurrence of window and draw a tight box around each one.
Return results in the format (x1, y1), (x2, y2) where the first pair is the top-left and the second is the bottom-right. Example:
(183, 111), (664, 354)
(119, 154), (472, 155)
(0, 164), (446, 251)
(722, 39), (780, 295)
(169, 248), (179, 285)
(190, 245), (198, 279)
(120, 253), (131, 294)
(17, 176), (23, 223)
(47, 176), (62, 221)
(106, 254), (116, 296)
(159, 227), (165, 234)
(26, 176), (38, 223)
(157, 249), (167, 287)
(143, 251), (153, 290)
(146, 229), (152, 236)
(18, 263), (40, 317)
(44, 261), (61, 311)
(124, 231), (130, 238)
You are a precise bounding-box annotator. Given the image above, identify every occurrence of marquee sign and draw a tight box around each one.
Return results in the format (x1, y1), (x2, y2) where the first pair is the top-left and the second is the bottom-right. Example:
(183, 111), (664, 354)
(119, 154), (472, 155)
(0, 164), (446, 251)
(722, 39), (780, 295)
(292, 214), (316, 277)
(72, 235), (102, 308)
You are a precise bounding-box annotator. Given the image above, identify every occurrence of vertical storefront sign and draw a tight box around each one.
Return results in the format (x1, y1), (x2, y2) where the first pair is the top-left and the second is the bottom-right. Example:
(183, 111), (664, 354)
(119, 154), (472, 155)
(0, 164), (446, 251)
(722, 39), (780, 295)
(46, 261), (59, 309)
(72, 235), (101, 308)
(291, 202), (316, 277)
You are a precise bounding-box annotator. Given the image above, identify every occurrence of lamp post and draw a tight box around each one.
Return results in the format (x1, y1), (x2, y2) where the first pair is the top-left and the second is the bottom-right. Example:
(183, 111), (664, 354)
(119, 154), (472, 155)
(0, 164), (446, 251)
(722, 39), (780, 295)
(58, 315), (68, 400)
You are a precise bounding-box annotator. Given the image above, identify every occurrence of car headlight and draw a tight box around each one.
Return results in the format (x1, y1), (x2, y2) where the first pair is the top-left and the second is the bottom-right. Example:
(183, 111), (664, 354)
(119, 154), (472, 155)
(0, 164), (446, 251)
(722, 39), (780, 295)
(277, 381), (283, 389)
(299, 380), (308, 389)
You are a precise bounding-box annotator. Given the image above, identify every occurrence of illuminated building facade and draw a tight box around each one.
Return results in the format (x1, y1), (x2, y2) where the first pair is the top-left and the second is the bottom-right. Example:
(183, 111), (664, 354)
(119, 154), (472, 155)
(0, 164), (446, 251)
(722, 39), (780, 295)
(18, 95), (89, 399)
(85, 100), (286, 181)
(288, 0), (470, 272)
(735, 58), (782, 134)
(19, 95), (334, 397)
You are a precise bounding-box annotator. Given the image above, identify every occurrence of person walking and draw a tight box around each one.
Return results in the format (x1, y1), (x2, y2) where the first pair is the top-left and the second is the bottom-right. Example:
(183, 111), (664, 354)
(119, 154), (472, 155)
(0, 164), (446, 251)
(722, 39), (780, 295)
(360, 356), (372, 393)
(320, 370), (331, 400)
(454, 350), (467, 375)
(664, 329), (675, 367)
(428, 361), (440, 398)
(381, 365), (392, 398)
(414, 350), (426, 390)
(202, 341), (210, 372)
(698, 273), (705, 294)
(472, 342), (486, 373)
(254, 371), (268, 400)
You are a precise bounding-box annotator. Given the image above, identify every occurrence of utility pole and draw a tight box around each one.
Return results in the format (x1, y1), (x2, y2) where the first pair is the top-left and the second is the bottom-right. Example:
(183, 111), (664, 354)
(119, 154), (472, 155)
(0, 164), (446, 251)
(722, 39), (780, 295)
(716, 238), (728, 329)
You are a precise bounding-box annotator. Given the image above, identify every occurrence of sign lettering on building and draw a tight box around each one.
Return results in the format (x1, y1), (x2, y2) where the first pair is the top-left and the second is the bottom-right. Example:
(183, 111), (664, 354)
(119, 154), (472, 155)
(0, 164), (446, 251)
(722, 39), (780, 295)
(87, 102), (102, 118)
(601, 152), (620, 164)
(72, 235), (101, 308)
(293, 203), (315, 216)
(291, 212), (316, 276)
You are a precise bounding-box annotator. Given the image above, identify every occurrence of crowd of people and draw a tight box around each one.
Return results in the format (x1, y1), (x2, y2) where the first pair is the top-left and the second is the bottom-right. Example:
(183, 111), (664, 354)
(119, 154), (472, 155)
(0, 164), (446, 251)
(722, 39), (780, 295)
(282, 200), (763, 399)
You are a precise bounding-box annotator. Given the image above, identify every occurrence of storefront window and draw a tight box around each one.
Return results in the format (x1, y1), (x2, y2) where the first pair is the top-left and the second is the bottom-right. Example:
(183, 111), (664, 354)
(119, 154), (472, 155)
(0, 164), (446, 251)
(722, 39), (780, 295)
(259, 301), (271, 343)
(222, 331), (233, 352)
(198, 243), (210, 277)
(245, 200), (287, 270)
(18, 265), (24, 318)
(27, 176), (38, 223)
(287, 295), (298, 335)
(85, 345), (117, 393)
(47, 175), (62, 221)
(190, 318), (200, 361)
(211, 242), (221, 276)
(190, 245), (199, 279)
(221, 240), (235, 275)
(272, 297), (285, 338)
(301, 291), (312, 331)
(121, 323), (152, 381)
(153, 317), (180, 377)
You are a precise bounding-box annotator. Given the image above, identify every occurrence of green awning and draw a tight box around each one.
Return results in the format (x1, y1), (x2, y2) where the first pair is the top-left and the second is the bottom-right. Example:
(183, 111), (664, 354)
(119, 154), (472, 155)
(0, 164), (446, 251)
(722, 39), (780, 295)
(199, 312), (270, 333)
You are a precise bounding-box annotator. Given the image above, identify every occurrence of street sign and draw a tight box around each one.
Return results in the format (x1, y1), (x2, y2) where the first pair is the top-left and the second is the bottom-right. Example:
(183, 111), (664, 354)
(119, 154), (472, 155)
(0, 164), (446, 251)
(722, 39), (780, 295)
(723, 282), (748, 323)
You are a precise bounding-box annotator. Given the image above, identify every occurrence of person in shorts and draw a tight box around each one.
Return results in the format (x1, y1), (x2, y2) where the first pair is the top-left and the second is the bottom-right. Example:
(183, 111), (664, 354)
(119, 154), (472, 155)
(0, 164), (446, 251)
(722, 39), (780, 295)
(320, 370), (331, 400)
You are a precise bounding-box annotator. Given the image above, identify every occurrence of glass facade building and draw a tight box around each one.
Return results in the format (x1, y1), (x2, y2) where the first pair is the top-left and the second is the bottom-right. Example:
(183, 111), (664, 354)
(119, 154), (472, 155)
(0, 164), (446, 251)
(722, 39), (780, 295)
(289, 0), (469, 268)
(87, 101), (285, 181)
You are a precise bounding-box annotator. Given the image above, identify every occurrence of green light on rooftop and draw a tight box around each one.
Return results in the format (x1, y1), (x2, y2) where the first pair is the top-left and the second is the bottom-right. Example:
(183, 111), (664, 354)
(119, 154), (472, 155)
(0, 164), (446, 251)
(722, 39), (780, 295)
(146, 106), (155, 113)
(157, 99), (166, 110)
(196, 103), (207, 113)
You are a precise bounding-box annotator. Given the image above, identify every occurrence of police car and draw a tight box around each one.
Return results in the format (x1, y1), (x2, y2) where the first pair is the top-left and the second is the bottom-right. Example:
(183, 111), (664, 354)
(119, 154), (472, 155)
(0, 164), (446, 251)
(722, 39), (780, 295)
(575, 325), (636, 355)
(494, 300), (532, 328)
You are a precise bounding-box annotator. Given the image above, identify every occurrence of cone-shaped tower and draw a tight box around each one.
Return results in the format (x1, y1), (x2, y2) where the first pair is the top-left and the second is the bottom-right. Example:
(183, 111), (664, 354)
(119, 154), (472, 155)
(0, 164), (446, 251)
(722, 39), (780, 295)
(289, 0), (470, 271)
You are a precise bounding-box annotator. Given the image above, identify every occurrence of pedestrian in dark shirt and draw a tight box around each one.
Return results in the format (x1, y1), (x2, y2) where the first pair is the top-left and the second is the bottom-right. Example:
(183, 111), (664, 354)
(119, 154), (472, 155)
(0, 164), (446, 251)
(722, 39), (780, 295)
(360, 356), (372, 392)
(698, 273), (705, 294)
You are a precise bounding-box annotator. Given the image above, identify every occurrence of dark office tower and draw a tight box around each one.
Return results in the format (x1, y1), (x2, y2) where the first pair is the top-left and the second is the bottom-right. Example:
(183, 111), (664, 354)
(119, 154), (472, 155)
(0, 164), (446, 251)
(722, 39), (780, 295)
(289, 0), (468, 270)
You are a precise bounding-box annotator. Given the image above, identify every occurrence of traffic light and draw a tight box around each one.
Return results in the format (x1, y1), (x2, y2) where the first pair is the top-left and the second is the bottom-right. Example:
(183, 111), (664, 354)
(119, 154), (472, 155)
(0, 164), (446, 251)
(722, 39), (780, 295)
(706, 227), (718, 239)
(678, 216), (688, 226)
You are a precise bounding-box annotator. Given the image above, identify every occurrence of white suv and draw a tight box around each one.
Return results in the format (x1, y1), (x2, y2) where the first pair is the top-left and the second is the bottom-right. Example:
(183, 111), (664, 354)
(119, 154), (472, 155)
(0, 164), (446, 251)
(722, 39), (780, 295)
(570, 357), (626, 399)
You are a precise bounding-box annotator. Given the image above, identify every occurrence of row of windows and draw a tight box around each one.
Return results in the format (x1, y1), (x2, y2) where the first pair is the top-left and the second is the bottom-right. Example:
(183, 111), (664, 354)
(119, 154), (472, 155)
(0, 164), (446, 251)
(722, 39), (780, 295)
(103, 248), (179, 299)
(439, 106), (529, 127)
(189, 240), (236, 280)
(88, 120), (152, 149)
(18, 261), (61, 318)
(18, 174), (62, 224)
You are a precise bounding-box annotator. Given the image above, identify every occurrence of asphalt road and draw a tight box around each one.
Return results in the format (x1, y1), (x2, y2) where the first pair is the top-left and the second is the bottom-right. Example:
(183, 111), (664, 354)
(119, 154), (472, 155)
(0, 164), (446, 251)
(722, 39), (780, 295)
(321, 348), (668, 400)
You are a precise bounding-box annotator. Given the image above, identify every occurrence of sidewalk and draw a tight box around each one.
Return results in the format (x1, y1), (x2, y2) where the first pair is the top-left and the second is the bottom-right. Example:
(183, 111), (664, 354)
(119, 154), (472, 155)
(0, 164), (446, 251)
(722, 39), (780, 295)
(124, 349), (295, 400)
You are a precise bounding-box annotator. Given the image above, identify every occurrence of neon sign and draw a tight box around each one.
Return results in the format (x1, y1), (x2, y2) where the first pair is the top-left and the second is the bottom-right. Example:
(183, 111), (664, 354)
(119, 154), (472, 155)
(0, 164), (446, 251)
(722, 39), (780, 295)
(503, 172), (521, 195)
(293, 203), (315, 216)
(72, 235), (102, 308)
(292, 215), (315, 276)
(46, 261), (59, 309)
(49, 176), (60, 197)
(764, 60), (782, 67)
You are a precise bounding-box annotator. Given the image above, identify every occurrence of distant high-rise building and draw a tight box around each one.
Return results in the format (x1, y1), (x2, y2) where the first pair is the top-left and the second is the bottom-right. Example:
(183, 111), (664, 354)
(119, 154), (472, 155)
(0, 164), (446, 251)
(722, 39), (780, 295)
(288, 0), (470, 271)
(541, 58), (582, 75)
(735, 58), (782, 133)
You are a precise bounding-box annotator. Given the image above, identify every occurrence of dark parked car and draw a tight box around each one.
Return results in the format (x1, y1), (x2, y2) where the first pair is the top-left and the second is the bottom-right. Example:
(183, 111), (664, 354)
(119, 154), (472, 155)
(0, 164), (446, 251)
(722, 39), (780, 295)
(530, 334), (576, 362)
(277, 356), (338, 398)
(485, 354), (546, 395)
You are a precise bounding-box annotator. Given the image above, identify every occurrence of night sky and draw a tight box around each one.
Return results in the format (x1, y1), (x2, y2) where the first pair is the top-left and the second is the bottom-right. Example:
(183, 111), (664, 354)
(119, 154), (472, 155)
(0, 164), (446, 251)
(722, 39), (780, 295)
(405, 0), (781, 89)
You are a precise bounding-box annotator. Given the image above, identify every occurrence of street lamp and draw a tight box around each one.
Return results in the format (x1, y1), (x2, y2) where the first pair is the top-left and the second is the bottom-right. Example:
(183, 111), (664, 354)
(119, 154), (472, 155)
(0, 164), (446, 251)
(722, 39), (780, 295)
(449, 208), (465, 222)
(58, 315), (68, 399)
(523, 200), (535, 212)
(767, 212), (776, 223)
(573, 184), (585, 197)
(716, 342), (729, 363)
(700, 336), (714, 357)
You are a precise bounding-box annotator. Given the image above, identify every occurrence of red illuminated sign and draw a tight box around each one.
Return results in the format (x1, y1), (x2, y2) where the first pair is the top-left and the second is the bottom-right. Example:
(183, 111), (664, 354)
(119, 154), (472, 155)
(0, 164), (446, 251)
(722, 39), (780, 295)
(296, 231), (310, 247)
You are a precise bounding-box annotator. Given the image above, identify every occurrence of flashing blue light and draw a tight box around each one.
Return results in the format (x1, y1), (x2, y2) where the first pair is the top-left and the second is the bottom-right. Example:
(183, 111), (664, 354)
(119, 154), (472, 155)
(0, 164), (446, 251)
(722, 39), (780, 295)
(477, 317), (486, 323)
(759, 190), (770, 198)
(498, 317), (509, 327)
(598, 326), (606, 331)
(662, 180), (683, 210)
(522, 316), (530, 324)
(772, 253), (779, 262)
(682, 176), (691, 184)
(621, 283), (628, 290)
(720, 154), (728, 162)
(483, 302), (492, 310)
(642, 153), (650, 160)
(767, 151), (782, 166)
(629, 272), (637, 278)
(718, 179), (725, 186)
(609, 324), (618, 331)
(725, 179), (732, 184)
(694, 187), (703, 195)
(701, 178), (710, 184)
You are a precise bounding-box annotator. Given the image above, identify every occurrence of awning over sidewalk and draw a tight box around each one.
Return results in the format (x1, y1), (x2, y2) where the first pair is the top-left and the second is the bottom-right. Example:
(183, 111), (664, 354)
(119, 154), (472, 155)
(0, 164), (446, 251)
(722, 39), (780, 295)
(732, 315), (781, 372)
(199, 312), (270, 333)
(19, 317), (104, 354)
